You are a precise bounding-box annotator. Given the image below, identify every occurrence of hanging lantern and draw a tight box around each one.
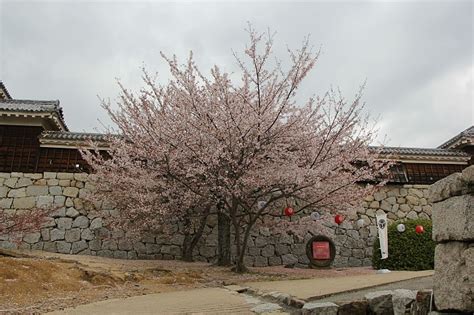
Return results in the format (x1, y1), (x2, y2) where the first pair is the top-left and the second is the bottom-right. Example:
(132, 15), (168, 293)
(396, 223), (406, 233)
(356, 218), (365, 228)
(415, 225), (424, 234)
(310, 211), (321, 221)
(284, 207), (295, 216)
(334, 214), (344, 225)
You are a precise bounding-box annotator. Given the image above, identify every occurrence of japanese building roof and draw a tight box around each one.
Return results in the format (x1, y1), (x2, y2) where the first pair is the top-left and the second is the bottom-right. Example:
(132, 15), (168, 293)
(0, 99), (68, 131)
(0, 81), (12, 100)
(39, 131), (110, 149)
(438, 125), (474, 149)
(371, 146), (470, 163)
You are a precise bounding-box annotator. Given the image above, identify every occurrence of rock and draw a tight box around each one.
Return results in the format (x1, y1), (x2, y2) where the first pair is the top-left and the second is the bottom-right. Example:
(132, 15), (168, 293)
(0, 198), (13, 208)
(71, 240), (88, 254)
(89, 239), (102, 251)
(102, 239), (118, 250)
(261, 245), (275, 257)
(369, 201), (380, 209)
(41, 229), (50, 241)
(411, 290), (433, 315)
(54, 195), (66, 206)
(406, 211), (418, 220)
(37, 196), (54, 207)
(433, 242), (473, 312)
(254, 256), (268, 267)
(66, 207), (80, 218)
(59, 180), (70, 187)
(43, 172), (57, 179)
(23, 232), (41, 244)
(301, 302), (338, 315)
(13, 197), (35, 209)
(392, 289), (416, 315)
(49, 186), (63, 195)
(114, 250), (128, 259)
(374, 191), (387, 201)
(365, 290), (393, 315)
(289, 298), (305, 308)
(63, 187), (79, 197)
(50, 229), (65, 241)
(57, 173), (74, 180)
(268, 256), (282, 266)
(118, 239), (133, 251)
(56, 241), (71, 253)
(146, 243), (161, 254)
(57, 217), (73, 230)
(8, 188), (26, 198)
(43, 241), (57, 252)
(51, 207), (66, 217)
(0, 186), (8, 198)
(336, 300), (368, 315)
(81, 228), (94, 241)
(4, 177), (18, 188)
(65, 229), (81, 242)
(72, 216), (89, 228)
(429, 171), (471, 203)
(250, 303), (282, 314)
(90, 217), (103, 229)
(432, 195), (473, 242)
(406, 196), (419, 206)
(282, 253), (298, 266)
(26, 185), (48, 196)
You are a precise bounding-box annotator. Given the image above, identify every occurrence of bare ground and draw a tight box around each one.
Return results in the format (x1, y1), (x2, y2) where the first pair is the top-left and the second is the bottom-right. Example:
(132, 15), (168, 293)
(0, 249), (374, 314)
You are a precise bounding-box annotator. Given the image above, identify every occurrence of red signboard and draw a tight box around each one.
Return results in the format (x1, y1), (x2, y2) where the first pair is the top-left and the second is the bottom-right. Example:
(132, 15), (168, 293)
(312, 241), (330, 260)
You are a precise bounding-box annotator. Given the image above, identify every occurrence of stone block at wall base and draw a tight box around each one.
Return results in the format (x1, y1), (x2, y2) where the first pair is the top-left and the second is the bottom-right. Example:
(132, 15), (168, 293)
(434, 242), (473, 312)
(432, 195), (473, 242)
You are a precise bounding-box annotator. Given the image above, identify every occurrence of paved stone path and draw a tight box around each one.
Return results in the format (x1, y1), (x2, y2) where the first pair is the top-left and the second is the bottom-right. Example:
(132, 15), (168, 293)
(243, 270), (434, 301)
(47, 288), (255, 315)
(48, 270), (433, 314)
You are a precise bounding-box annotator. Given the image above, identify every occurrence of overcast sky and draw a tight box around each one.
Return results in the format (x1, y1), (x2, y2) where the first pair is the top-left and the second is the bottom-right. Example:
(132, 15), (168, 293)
(0, 0), (472, 148)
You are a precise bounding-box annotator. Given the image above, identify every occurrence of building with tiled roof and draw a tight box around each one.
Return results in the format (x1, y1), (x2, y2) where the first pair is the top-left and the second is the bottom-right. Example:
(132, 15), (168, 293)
(0, 81), (472, 182)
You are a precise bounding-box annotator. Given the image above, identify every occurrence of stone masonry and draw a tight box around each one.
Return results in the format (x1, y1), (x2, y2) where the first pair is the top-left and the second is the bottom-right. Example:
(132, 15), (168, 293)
(0, 172), (433, 267)
(429, 165), (473, 313)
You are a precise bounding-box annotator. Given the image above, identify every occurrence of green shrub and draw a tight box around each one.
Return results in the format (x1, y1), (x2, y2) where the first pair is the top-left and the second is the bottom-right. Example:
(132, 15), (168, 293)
(372, 218), (435, 271)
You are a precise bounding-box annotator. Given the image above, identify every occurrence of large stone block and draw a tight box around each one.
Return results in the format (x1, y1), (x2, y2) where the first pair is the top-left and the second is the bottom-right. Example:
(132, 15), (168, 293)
(365, 291), (393, 315)
(429, 166), (474, 203)
(432, 195), (473, 242)
(433, 242), (473, 312)
(56, 241), (71, 254)
(65, 229), (81, 242)
(26, 185), (48, 196)
(63, 187), (79, 197)
(50, 229), (65, 241)
(392, 289), (416, 315)
(71, 240), (88, 254)
(302, 302), (338, 315)
(13, 197), (35, 209)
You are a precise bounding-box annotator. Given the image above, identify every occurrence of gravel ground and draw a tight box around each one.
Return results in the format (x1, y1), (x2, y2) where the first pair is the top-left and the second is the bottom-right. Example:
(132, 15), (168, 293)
(315, 276), (433, 302)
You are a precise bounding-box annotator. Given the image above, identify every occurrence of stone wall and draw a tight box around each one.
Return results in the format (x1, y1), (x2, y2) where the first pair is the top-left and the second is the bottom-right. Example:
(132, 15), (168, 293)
(429, 166), (473, 313)
(0, 172), (433, 268)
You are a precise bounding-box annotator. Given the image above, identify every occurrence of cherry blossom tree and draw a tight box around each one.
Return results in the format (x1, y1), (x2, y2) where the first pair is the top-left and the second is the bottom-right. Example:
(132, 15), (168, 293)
(0, 208), (51, 244)
(83, 26), (390, 272)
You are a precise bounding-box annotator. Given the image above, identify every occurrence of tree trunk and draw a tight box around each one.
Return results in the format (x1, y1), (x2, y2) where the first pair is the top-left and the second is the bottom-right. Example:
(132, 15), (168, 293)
(181, 233), (195, 262)
(217, 211), (232, 266)
(181, 209), (209, 262)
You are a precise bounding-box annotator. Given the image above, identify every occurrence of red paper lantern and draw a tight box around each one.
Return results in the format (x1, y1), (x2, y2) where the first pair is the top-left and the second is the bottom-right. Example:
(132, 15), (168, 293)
(284, 207), (294, 216)
(415, 225), (424, 234)
(335, 214), (344, 225)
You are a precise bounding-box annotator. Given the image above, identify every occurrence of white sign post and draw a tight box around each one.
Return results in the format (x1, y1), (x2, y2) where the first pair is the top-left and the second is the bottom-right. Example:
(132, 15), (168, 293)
(376, 212), (389, 260)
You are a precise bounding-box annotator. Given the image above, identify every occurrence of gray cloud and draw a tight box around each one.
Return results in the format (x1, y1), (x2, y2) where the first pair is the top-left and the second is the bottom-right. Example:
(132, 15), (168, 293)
(1, 0), (472, 147)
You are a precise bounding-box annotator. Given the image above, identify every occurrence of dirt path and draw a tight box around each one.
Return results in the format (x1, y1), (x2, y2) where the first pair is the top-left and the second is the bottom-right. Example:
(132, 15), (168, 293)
(0, 249), (374, 314)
